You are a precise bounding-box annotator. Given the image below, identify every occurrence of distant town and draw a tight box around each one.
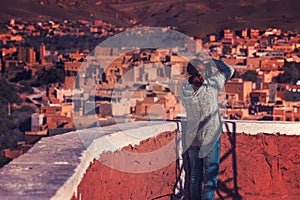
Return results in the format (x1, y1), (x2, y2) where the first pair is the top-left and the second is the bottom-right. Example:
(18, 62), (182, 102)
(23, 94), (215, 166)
(0, 18), (300, 165)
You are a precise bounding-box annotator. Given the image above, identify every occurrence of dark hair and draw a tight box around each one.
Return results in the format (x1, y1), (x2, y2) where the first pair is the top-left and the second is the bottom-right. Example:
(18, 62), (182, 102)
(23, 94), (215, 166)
(187, 59), (202, 76)
(187, 58), (212, 78)
(188, 74), (197, 84)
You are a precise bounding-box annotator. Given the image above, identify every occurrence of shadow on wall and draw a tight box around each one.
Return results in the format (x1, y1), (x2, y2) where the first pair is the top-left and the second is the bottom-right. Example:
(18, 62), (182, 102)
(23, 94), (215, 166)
(216, 121), (242, 200)
(168, 120), (242, 200)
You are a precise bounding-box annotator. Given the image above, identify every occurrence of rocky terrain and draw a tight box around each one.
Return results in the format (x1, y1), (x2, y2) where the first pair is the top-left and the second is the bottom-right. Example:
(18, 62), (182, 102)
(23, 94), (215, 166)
(1, 0), (300, 36)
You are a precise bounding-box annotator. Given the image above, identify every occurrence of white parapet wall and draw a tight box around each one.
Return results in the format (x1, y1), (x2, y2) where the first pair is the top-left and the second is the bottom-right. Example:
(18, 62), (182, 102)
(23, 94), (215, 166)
(53, 121), (179, 200)
(0, 121), (178, 200)
(0, 120), (299, 200)
(223, 120), (300, 135)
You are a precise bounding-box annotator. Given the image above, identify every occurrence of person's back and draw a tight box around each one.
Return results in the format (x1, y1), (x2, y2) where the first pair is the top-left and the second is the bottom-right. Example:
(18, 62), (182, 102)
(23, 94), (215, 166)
(181, 58), (234, 199)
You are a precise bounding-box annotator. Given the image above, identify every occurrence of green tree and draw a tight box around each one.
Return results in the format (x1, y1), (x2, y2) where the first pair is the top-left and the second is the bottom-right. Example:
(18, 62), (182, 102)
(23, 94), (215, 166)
(276, 63), (300, 84)
(34, 64), (65, 85)
(232, 70), (241, 78)
(241, 70), (258, 82)
(0, 79), (34, 154)
(0, 79), (21, 104)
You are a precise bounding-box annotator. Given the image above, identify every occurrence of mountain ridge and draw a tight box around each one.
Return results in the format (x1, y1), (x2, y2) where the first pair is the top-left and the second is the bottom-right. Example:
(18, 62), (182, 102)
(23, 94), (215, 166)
(0, 0), (299, 36)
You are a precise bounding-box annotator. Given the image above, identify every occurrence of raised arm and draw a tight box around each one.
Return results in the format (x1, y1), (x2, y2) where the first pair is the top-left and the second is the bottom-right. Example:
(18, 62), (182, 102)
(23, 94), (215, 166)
(208, 59), (235, 90)
(213, 58), (234, 81)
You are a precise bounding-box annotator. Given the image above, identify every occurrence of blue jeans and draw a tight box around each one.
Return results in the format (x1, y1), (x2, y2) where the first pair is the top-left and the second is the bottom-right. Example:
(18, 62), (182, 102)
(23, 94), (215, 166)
(188, 138), (220, 200)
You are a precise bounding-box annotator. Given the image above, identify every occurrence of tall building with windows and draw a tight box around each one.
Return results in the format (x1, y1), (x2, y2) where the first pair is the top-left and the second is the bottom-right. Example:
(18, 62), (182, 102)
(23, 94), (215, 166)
(39, 43), (46, 63)
(17, 47), (27, 63)
(26, 47), (36, 64)
(17, 47), (36, 64)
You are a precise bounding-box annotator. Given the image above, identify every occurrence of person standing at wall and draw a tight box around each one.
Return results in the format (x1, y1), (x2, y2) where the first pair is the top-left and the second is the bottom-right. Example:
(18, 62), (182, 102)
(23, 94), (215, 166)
(181, 58), (234, 200)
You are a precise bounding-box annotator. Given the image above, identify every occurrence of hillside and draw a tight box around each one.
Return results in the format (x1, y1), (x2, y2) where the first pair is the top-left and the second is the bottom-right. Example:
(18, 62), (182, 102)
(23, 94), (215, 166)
(0, 0), (300, 36)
